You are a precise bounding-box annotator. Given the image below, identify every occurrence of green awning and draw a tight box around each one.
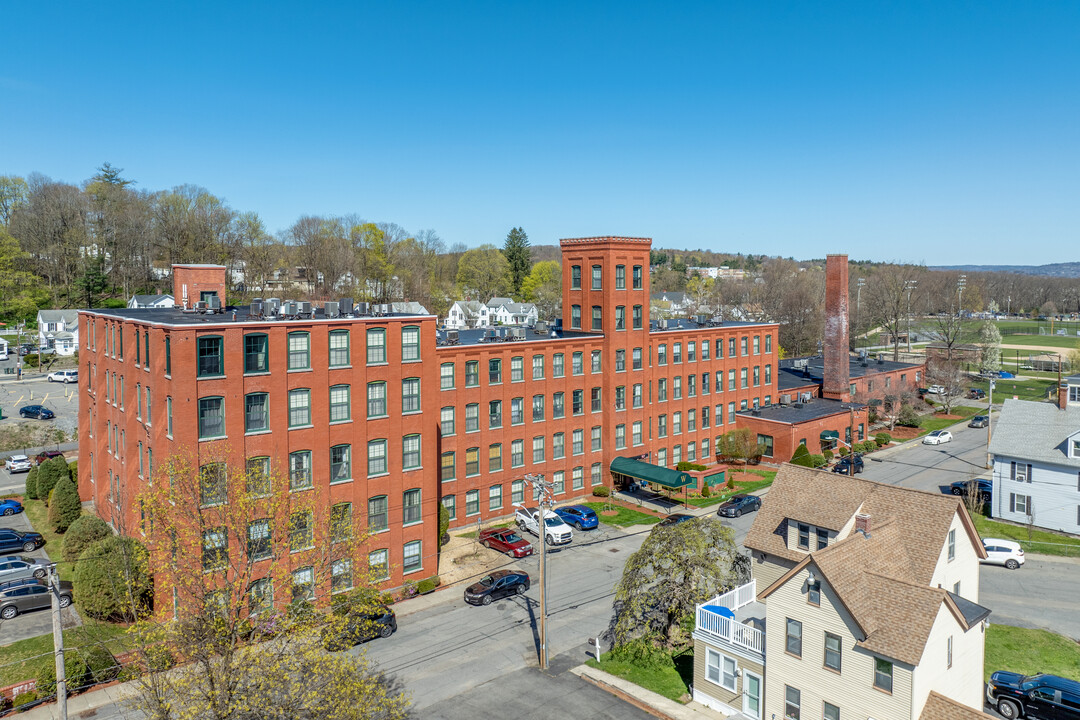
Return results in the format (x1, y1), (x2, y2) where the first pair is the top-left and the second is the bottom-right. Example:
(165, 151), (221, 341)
(820, 430), (840, 440)
(610, 457), (694, 489)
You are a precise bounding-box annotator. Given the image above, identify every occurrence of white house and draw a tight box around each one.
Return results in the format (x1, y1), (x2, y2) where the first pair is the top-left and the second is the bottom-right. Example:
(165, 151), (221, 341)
(128, 294), (175, 309)
(446, 300), (484, 329)
(37, 310), (80, 356)
(989, 379), (1080, 534)
(482, 298), (538, 326)
(692, 464), (991, 720)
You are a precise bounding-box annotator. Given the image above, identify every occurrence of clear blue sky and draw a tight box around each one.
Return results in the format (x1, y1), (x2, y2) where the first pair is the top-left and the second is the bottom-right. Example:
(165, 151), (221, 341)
(4, 1), (1078, 265)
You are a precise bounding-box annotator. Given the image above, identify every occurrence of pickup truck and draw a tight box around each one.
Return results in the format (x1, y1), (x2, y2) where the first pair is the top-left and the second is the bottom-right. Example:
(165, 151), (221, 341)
(515, 507), (574, 546)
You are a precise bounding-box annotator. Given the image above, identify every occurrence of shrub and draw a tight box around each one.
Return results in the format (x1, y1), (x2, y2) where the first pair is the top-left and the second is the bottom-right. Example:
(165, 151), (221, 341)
(12, 691), (38, 707)
(809, 454), (827, 468)
(609, 636), (675, 670)
(837, 446), (850, 457)
(676, 461), (706, 472)
(897, 404), (920, 427)
(74, 535), (153, 621)
(24, 466), (39, 500)
(417, 576), (440, 594)
(822, 449), (834, 462)
(875, 432), (892, 447)
(36, 456), (70, 504)
(37, 651), (89, 695)
(438, 504), (450, 547)
(82, 645), (120, 684)
(700, 483), (711, 498)
(789, 443), (814, 467)
(592, 486), (610, 497)
(48, 475), (82, 533)
(861, 441), (878, 454)
(63, 514), (112, 562)
(68, 459), (78, 479)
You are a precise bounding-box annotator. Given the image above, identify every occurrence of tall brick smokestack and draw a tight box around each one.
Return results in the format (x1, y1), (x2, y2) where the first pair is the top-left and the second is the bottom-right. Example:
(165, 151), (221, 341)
(823, 254), (850, 401)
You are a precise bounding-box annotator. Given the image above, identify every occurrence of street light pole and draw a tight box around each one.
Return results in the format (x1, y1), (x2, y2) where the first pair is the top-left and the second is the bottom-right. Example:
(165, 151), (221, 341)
(49, 563), (68, 720)
(518, 473), (552, 670)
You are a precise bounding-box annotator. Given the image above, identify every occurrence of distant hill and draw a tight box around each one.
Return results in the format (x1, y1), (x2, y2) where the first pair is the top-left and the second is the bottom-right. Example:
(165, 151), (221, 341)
(931, 262), (1080, 278)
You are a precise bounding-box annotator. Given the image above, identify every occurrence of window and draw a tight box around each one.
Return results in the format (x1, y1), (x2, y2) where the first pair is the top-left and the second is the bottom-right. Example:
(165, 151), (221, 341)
(674, 376), (683, 399)
(440, 452), (456, 481)
(673, 412), (682, 435)
(553, 353), (565, 377)
(331, 445), (352, 483)
(466, 447), (480, 475)
(202, 528), (227, 570)
(489, 443), (503, 471)
(331, 560), (353, 594)
(368, 496), (389, 532)
(511, 356), (524, 382)
(615, 349), (626, 371)
(947, 635), (953, 668)
(658, 344), (667, 365)
(753, 366), (760, 386)
(615, 306), (625, 330)
(367, 382), (387, 417)
(785, 686), (800, 720)
(199, 463), (227, 506)
(659, 414), (668, 437)
(615, 386), (625, 410)
(533, 394), (545, 421)
(369, 549), (389, 580)
(533, 436), (545, 462)
(248, 519), (272, 560)
(287, 332), (310, 370)
(330, 502), (353, 543)
(633, 265), (643, 289)
(402, 435), (421, 469)
(592, 387), (602, 412)
(329, 329), (350, 367)
(824, 632), (842, 670)
(489, 358), (502, 384)
(245, 393), (269, 433)
(401, 326), (420, 361)
(403, 488), (422, 525)
(401, 377), (421, 413)
(466, 403), (479, 431)
(329, 385), (351, 422)
(198, 397), (225, 439)
(701, 340), (709, 361)
(511, 397), (524, 424)
(702, 372), (710, 395)
(368, 439), (387, 476)
(465, 361), (479, 387)
(166, 397), (173, 436)
(553, 392), (565, 418)
(817, 528), (828, 550)
(947, 528), (956, 561)
(590, 462), (602, 485)
(615, 264), (625, 289)
(552, 471), (565, 494)
(441, 406), (455, 435)
(289, 451), (312, 490)
(592, 426), (602, 451)
(572, 466), (584, 490)
(289, 389), (311, 427)
(244, 333), (268, 373)
(572, 351), (584, 374)
(442, 495), (456, 521)
(797, 523), (810, 549)
(571, 305), (581, 329)
(615, 424), (626, 449)
(874, 658), (893, 693)
(687, 342), (696, 363)
(633, 305), (643, 329)
(571, 265), (581, 289)
(765, 364), (772, 385)
(165, 335), (171, 374)
(741, 368), (748, 388)
(512, 479), (525, 505)
(786, 618), (802, 656)
(288, 510), (314, 552)
(366, 328), (386, 364)
(532, 354), (544, 379)
(633, 384), (643, 408)
(658, 378), (668, 401)
(291, 566), (314, 601)
(633, 347), (642, 369)
(729, 337), (737, 357)
(573, 429), (584, 455)
(553, 432), (565, 459)
(741, 337), (748, 356)
(197, 336), (224, 377)
(758, 434), (774, 458)
(465, 490), (480, 516)
(572, 389), (584, 415)
(591, 306), (602, 331)
(403, 543), (421, 573)
(674, 343), (682, 364)
(688, 374), (697, 397)
(440, 363), (455, 389)
(688, 409), (697, 431)
(511, 440), (524, 467)
(592, 264), (602, 290)
(489, 400), (503, 428)
(766, 335), (772, 353)
(823, 702), (839, 720)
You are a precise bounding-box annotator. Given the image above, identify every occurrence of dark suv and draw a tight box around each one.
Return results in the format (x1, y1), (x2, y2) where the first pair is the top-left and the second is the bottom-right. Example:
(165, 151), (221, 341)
(0, 578), (73, 619)
(0, 529), (45, 553)
(34, 450), (65, 465)
(987, 672), (1080, 720)
(832, 454), (864, 474)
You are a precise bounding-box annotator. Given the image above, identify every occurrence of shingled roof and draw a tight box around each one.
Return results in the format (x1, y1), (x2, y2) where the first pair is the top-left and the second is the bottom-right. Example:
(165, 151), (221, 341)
(919, 691), (996, 720)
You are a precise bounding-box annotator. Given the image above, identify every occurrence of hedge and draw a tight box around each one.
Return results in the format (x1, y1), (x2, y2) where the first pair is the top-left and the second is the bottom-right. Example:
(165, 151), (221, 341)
(809, 454), (827, 468)
(63, 514), (112, 562)
(48, 475), (83, 533)
(874, 432), (892, 446)
(74, 536), (153, 621)
(36, 456), (70, 504)
(24, 466), (39, 500)
(592, 486), (610, 497)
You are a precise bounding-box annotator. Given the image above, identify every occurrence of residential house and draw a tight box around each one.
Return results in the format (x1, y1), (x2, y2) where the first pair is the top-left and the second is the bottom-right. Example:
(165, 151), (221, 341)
(693, 464), (990, 720)
(650, 291), (690, 316)
(989, 379), (1080, 533)
(446, 300), (484, 329)
(128, 294), (175, 309)
(37, 310), (80, 356)
(481, 298), (538, 326)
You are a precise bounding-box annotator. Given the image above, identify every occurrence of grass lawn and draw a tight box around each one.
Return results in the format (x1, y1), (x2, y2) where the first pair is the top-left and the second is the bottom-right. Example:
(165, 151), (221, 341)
(1001, 334), (1080, 350)
(457, 521), (511, 540)
(985, 624), (1080, 682)
(918, 405), (980, 434)
(586, 649), (693, 703)
(582, 502), (661, 527)
(0, 622), (131, 686)
(686, 470), (777, 508)
(23, 498), (76, 582)
(969, 377), (1057, 403)
(972, 513), (1080, 558)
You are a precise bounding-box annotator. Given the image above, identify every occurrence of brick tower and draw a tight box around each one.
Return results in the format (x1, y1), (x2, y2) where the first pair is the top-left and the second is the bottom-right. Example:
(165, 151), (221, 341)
(822, 254), (850, 401)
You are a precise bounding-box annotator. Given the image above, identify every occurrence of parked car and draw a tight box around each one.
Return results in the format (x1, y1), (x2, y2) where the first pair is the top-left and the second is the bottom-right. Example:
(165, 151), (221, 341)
(37, 346), (55, 356)
(478, 528), (534, 558)
(463, 570), (530, 606)
(553, 505), (599, 530)
(515, 506), (573, 546)
(4, 455), (32, 473)
(981, 538), (1025, 570)
(17, 344), (35, 356)
(0, 578), (72, 619)
(34, 450), (65, 465)
(832, 454), (865, 474)
(0, 529), (45, 553)
(0, 499), (24, 516)
(922, 430), (953, 445)
(969, 388), (986, 399)
(986, 672), (1080, 719)
(321, 606), (397, 650)
(716, 495), (762, 518)
(18, 405), (55, 420)
(0, 555), (49, 583)
(927, 384), (946, 395)
(950, 479), (992, 501)
(655, 513), (696, 528)
(968, 415), (989, 428)
(47, 369), (78, 384)
(916, 387), (930, 398)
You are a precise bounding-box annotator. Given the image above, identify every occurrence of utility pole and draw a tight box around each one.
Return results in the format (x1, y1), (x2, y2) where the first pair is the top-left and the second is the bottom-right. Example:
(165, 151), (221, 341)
(49, 563), (68, 720)
(518, 473), (552, 670)
(986, 378), (995, 470)
(905, 280), (918, 353)
(848, 406), (856, 477)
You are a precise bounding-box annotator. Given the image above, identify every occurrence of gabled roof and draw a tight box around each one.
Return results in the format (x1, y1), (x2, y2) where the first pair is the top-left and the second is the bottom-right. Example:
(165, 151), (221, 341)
(130, 294), (174, 305)
(989, 398), (1080, 469)
(37, 309), (79, 325)
(919, 691), (996, 720)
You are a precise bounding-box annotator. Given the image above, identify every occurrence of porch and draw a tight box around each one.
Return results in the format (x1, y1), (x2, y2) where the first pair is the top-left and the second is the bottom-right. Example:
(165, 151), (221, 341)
(693, 580), (765, 659)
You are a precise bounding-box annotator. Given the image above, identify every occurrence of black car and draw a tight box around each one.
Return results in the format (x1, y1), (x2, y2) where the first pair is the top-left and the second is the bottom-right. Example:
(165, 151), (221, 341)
(969, 388), (987, 399)
(463, 570), (530, 606)
(0, 578), (73, 619)
(832, 454), (864, 474)
(0, 529), (45, 553)
(969, 415), (989, 428)
(656, 513), (697, 528)
(716, 495), (762, 518)
(986, 672), (1080, 720)
(322, 606), (397, 650)
(950, 479), (992, 501)
(19, 405), (55, 420)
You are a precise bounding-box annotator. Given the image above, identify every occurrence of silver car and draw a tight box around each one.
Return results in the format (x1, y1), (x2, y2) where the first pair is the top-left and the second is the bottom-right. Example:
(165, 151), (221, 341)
(0, 578), (72, 619)
(0, 555), (49, 583)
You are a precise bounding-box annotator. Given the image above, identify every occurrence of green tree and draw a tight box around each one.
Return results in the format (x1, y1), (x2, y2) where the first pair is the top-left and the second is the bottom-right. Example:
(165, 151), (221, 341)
(610, 517), (747, 648)
(518, 260), (561, 319)
(456, 244), (512, 301)
(789, 443), (814, 466)
(73, 535), (153, 621)
(0, 175), (29, 226)
(48, 475), (83, 533)
(63, 514), (113, 562)
(36, 456), (70, 503)
(77, 254), (110, 308)
(24, 466), (39, 500)
(502, 227), (531, 296)
(0, 227), (39, 323)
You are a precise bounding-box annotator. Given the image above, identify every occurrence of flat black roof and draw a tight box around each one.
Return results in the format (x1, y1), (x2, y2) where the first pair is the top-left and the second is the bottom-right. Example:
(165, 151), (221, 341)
(81, 306), (431, 326)
(736, 397), (863, 425)
(441, 327), (599, 347)
(777, 355), (923, 391)
(649, 318), (773, 333)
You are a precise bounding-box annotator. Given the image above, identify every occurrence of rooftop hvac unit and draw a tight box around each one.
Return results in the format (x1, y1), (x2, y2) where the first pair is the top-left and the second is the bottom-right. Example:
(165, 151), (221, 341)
(354, 301), (369, 316)
(446, 330), (459, 345)
(513, 327), (526, 340)
(324, 301), (340, 318)
(298, 301), (312, 317)
(207, 295), (222, 312)
(534, 321), (549, 334)
(250, 300), (263, 318)
(265, 298), (281, 316)
(792, 402), (804, 409)
(877, 356), (885, 364)
(483, 329), (498, 343)
(282, 301), (298, 317)
(552, 318), (562, 330)
(194, 301), (208, 312)
(780, 394), (792, 405)
(696, 314), (709, 325)
(751, 409), (761, 416)
(800, 392), (812, 403)
(339, 298), (354, 316)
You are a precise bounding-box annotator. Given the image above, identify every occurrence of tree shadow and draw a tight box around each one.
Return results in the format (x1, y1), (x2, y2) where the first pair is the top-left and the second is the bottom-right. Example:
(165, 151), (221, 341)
(672, 648), (695, 694)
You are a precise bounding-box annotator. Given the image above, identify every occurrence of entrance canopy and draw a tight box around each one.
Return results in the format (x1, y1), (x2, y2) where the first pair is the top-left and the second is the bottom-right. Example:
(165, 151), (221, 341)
(820, 430), (840, 441)
(610, 457), (694, 490)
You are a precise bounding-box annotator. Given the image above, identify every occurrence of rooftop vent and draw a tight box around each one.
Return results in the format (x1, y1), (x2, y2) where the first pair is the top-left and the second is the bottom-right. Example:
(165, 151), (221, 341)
(780, 394), (792, 405)
(250, 300), (264, 318)
(324, 301), (340, 318)
(339, 298), (354, 316)
(355, 301), (370, 316)
(445, 329), (459, 345)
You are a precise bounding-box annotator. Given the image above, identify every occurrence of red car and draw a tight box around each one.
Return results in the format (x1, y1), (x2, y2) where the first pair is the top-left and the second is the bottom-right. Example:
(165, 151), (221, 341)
(478, 528), (534, 558)
(34, 451), (64, 465)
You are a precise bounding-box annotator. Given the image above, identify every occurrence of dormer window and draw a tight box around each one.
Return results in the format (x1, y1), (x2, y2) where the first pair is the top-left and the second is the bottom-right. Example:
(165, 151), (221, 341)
(1073, 439), (1080, 458)
(797, 523), (810, 549)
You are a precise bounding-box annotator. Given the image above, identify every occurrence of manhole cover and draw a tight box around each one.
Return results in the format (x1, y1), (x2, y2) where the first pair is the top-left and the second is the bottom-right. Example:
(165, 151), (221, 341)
(608, 548), (620, 553)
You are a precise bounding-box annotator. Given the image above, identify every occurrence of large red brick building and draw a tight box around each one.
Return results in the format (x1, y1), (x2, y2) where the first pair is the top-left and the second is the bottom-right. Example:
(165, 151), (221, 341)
(78, 238), (782, 609)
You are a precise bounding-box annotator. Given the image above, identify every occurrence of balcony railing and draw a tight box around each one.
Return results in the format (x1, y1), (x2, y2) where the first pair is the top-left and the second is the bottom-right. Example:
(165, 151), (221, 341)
(695, 580), (764, 657)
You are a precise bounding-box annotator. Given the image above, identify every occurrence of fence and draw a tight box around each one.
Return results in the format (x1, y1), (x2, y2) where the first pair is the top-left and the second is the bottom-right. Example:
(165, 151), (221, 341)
(1016, 540), (1080, 558)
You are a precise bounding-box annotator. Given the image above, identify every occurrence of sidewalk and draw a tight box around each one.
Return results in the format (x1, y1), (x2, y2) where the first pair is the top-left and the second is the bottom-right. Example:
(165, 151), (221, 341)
(16, 681), (139, 720)
(572, 664), (728, 720)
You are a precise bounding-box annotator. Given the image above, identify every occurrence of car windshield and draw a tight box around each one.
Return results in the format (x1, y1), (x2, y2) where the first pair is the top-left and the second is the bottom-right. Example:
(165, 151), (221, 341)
(479, 575), (495, 587)
(504, 533), (523, 543)
(544, 517), (563, 528)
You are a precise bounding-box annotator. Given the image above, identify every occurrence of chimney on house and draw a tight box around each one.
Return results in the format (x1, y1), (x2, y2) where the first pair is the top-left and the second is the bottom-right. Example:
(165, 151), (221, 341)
(854, 513), (871, 536)
(822, 254), (850, 401)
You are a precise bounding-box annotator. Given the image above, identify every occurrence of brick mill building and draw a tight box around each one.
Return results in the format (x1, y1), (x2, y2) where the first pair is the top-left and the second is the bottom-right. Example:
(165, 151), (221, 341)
(78, 237), (797, 607)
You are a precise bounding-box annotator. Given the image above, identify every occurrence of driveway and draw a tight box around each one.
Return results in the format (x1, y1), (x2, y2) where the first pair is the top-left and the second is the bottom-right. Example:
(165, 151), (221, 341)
(0, 501), (81, 646)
